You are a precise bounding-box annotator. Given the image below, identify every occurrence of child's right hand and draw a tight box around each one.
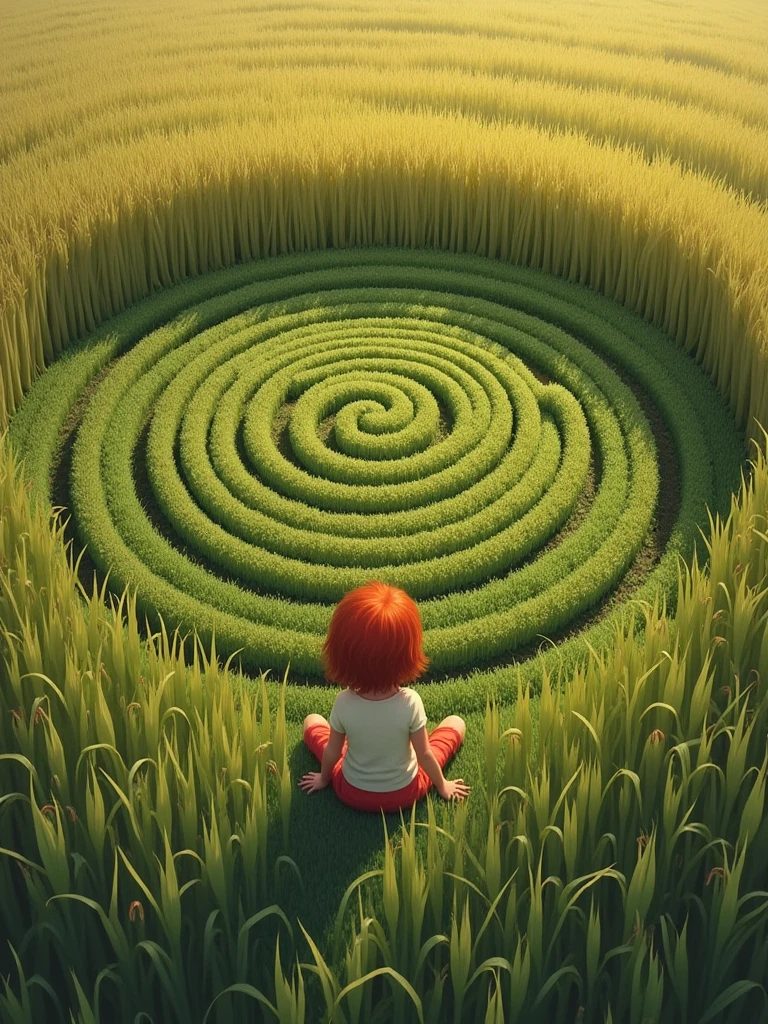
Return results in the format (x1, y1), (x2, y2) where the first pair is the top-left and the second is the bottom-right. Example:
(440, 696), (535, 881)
(438, 778), (471, 801)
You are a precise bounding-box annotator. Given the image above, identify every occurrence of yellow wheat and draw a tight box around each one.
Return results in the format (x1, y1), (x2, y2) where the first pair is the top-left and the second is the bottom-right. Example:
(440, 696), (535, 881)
(0, 0), (767, 436)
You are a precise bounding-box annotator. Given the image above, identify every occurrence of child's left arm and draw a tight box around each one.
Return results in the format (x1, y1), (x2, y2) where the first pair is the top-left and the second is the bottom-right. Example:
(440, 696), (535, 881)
(299, 727), (345, 793)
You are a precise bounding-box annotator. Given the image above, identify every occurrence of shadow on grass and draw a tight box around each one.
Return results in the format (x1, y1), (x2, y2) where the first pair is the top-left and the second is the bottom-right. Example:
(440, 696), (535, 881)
(283, 736), (422, 946)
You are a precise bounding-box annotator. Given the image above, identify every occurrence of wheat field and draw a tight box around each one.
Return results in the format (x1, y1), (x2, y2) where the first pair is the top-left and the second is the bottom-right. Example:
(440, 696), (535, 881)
(1, 0), (768, 429)
(3, 2), (768, 1021)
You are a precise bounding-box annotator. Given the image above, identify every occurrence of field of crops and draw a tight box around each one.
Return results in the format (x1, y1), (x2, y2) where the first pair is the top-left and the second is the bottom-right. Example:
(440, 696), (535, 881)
(2, 0), (768, 1021)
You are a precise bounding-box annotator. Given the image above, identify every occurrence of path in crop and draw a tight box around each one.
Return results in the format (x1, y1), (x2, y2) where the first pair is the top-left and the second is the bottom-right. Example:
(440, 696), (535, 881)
(10, 247), (745, 685)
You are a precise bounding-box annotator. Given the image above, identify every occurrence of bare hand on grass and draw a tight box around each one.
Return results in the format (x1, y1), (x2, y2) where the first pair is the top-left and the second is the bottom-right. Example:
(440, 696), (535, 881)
(438, 779), (471, 801)
(298, 772), (330, 793)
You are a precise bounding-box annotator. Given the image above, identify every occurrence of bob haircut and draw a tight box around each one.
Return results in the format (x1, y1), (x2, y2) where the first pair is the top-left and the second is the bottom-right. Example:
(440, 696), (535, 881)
(322, 581), (429, 695)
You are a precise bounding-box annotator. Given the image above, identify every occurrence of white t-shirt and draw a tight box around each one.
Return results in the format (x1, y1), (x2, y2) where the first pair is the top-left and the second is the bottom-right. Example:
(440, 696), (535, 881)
(328, 687), (428, 791)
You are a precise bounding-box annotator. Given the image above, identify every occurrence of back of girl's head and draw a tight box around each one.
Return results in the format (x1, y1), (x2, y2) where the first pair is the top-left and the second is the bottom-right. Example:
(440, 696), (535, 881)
(322, 581), (428, 695)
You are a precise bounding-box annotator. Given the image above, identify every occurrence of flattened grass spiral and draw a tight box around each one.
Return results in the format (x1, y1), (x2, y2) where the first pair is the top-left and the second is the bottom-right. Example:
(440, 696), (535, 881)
(10, 247), (744, 680)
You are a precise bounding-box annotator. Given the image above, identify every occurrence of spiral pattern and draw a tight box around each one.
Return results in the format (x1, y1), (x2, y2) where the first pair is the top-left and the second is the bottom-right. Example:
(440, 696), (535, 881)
(11, 248), (744, 677)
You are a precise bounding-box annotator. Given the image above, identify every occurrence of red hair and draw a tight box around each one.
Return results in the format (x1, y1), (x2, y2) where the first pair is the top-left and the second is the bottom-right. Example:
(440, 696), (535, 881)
(322, 582), (429, 694)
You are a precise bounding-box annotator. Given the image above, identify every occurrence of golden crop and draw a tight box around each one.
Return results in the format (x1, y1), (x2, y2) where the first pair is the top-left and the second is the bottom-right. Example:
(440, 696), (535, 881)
(4, 6), (768, 1018)
(1, 0), (767, 437)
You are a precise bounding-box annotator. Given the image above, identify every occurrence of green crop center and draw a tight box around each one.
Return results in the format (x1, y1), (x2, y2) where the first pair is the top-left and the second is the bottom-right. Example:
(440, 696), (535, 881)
(10, 247), (745, 681)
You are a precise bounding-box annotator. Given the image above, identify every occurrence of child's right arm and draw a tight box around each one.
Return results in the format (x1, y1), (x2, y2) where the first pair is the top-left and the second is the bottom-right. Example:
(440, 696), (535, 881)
(410, 728), (470, 801)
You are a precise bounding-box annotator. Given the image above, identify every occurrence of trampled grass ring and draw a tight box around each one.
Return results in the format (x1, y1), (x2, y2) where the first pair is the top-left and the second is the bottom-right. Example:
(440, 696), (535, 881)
(10, 247), (744, 680)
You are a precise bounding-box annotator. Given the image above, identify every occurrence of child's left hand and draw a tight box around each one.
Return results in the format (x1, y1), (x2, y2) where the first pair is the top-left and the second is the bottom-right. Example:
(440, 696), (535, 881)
(298, 771), (330, 793)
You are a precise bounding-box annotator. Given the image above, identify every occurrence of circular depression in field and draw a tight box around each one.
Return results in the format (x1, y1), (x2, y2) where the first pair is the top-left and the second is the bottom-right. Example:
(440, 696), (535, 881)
(11, 248), (744, 681)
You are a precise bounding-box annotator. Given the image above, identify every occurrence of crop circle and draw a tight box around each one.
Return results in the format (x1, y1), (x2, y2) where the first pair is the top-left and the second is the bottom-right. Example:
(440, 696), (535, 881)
(10, 246), (744, 680)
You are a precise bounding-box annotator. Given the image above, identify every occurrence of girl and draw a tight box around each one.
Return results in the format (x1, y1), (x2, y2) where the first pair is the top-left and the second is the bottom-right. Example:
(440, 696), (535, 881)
(299, 581), (470, 812)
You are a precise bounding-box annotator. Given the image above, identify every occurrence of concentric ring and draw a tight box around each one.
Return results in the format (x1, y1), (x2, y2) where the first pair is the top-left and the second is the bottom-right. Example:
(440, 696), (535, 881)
(10, 247), (744, 678)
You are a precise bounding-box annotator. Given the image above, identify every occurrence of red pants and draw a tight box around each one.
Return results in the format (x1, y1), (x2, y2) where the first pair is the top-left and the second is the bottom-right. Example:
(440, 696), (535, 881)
(303, 721), (463, 812)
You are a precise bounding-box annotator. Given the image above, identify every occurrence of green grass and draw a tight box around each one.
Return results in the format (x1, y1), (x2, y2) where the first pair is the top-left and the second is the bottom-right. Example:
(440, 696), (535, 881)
(2, 433), (768, 1022)
(8, 247), (745, 692)
(1, 243), (755, 1018)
